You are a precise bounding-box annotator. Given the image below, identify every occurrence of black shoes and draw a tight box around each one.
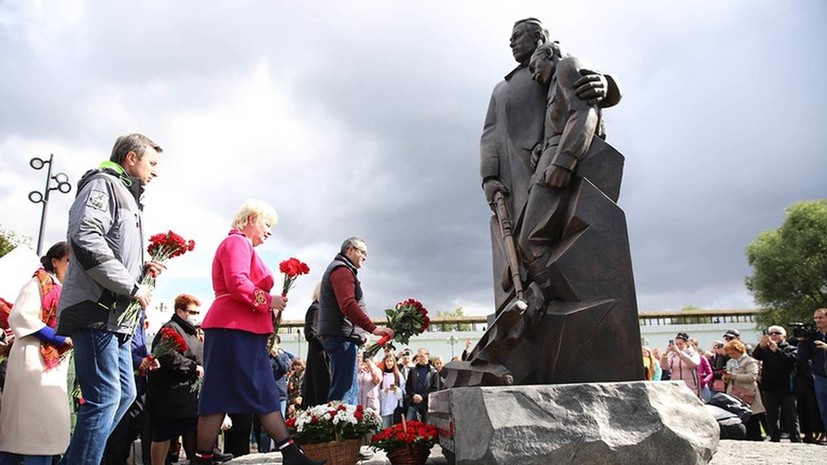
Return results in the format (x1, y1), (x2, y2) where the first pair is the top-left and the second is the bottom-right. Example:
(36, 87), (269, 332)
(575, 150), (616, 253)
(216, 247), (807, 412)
(212, 448), (234, 463)
(281, 442), (327, 465)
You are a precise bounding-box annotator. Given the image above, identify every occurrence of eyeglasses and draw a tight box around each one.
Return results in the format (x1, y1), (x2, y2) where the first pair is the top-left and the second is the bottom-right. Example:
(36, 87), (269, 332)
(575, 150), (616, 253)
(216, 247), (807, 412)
(723, 336), (734, 341)
(352, 247), (368, 258)
(769, 331), (784, 336)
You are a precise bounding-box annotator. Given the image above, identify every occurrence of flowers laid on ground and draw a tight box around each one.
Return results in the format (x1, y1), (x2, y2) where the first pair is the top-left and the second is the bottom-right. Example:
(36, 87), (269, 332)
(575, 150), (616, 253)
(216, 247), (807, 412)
(285, 402), (381, 445)
(364, 298), (430, 358)
(139, 327), (187, 376)
(118, 231), (195, 331)
(370, 418), (439, 454)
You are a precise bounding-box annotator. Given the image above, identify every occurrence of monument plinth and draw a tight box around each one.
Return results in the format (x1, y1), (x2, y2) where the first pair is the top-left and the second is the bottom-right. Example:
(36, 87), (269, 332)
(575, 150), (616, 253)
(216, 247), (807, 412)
(430, 382), (719, 465)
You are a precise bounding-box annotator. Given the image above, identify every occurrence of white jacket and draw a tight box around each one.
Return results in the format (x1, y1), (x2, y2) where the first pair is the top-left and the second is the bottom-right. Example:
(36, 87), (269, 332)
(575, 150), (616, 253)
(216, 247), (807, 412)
(377, 371), (405, 416)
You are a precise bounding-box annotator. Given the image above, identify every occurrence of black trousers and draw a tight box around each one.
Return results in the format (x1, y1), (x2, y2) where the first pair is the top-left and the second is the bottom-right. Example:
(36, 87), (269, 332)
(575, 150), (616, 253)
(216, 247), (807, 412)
(223, 413), (252, 458)
(745, 413), (766, 441)
(101, 392), (151, 465)
(763, 390), (801, 441)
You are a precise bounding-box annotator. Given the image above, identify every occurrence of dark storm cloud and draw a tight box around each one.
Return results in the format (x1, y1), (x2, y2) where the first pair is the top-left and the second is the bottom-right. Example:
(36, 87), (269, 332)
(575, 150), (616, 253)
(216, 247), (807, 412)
(1, 1), (825, 316)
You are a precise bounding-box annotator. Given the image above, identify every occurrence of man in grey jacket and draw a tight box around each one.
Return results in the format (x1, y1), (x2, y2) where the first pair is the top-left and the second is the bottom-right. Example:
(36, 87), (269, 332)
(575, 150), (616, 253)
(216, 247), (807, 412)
(57, 133), (164, 465)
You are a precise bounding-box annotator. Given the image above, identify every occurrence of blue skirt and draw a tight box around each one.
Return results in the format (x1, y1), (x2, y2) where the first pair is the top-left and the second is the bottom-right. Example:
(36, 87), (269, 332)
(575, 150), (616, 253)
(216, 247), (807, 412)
(198, 328), (281, 415)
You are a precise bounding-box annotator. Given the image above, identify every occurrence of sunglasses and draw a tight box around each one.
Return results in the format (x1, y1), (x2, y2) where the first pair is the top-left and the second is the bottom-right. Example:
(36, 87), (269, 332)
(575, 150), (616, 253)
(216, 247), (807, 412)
(723, 336), (734, 340)
(769, 331), (783, 336)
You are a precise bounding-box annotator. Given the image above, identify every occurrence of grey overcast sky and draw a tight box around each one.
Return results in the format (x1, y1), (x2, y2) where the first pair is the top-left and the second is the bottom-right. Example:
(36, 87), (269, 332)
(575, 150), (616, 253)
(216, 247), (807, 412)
(1, 0), (825, 326)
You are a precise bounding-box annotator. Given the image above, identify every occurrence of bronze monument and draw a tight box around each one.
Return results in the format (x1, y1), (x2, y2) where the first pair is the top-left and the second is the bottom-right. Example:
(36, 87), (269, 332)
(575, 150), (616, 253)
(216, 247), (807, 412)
(443, 18), (643, 388)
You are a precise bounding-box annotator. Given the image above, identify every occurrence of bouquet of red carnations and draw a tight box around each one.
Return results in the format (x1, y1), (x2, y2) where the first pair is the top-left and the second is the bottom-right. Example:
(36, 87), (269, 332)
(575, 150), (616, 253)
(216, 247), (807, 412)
(118, 231), (195, 332)
(269, 257), (310, 349)
(139, 327), (187, 376)
(279, 257), (311, 297)
(364, 298), (430, 358)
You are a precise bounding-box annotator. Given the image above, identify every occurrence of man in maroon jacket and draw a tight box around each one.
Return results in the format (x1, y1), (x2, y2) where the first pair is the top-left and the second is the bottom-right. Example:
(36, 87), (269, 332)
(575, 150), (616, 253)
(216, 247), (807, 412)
(317, 237), (394, 403)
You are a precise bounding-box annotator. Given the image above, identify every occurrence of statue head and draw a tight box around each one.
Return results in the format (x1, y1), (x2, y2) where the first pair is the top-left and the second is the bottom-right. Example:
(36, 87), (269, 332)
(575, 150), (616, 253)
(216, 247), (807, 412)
(511, 18), (549, 66)
(529, 41), (564, 85)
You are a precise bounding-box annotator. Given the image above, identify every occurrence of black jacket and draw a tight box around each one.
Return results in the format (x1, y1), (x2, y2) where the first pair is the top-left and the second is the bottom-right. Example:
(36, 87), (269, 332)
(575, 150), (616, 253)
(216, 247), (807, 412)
(146, 315), (203, 418)
(752, 341), (797, 394)
(405, 363), (438, 410)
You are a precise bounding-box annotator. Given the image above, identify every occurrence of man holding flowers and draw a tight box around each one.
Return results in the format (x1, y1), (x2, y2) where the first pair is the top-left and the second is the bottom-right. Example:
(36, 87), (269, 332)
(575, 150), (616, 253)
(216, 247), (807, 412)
(318, 237), (394, 404)
(57, 133), (166, 465)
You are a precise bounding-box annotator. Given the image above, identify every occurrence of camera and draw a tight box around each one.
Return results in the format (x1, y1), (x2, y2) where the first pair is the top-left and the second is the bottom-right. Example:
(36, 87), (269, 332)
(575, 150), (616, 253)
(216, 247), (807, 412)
(789, 322), (817, 340)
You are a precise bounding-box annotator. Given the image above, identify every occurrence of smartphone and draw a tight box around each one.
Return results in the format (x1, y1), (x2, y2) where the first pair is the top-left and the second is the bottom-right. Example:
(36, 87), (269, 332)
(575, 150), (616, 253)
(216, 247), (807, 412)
(668, 339), (674, 346)
(762, 329), (768, 336)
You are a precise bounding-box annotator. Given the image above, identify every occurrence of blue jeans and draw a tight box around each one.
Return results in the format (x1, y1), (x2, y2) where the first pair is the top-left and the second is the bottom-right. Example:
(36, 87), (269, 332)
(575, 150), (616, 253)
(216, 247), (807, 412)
(813, 374), (827, 433)
(322, 337), (359, 404)
(406, 404), (428, 423)
(61, 329), (136, 465)
(0, 453), (54, 465)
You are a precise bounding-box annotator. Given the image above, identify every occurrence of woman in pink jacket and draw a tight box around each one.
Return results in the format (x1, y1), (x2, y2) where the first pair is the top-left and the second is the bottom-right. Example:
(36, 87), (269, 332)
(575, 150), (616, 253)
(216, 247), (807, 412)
(192, 199), (324, 465)
(660, 332), (702, 397)
(692, 339), (714, 401)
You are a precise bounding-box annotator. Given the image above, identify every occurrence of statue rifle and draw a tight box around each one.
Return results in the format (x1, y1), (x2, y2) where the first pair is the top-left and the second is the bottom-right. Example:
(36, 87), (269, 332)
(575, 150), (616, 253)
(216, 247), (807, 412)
(493, 190), (525, 302)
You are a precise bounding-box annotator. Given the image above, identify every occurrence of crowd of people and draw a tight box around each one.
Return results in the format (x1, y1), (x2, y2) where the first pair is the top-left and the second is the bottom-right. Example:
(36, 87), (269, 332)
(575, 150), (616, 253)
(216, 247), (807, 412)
(0, 134), (460, 465)
(1, 133), (827, 465)
(652, 317), (827, 444)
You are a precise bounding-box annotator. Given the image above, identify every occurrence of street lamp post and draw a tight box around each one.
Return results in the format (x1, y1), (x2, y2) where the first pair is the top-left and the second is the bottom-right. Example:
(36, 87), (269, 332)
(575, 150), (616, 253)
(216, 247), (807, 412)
(28, 154), (71, 255)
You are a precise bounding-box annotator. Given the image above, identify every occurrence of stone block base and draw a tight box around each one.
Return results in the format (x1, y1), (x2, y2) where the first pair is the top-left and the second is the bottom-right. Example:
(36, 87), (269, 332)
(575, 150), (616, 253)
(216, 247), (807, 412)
(429, 381), (718, 465)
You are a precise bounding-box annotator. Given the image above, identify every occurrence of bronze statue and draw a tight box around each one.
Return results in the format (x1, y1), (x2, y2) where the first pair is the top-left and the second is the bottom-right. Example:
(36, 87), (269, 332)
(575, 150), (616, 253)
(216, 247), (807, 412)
(443, 18), (642, 388)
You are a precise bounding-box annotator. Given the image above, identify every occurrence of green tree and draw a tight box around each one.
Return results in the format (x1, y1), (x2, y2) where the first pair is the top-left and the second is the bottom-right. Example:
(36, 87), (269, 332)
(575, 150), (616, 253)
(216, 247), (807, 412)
(0, 226), (31, 259)
(434, 307), (472, 331)
(746, 200), (827, 328)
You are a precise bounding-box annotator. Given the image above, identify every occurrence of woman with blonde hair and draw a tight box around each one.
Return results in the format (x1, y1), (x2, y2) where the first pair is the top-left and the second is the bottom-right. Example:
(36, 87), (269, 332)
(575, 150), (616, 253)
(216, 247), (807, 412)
(641, 346), (658, 381)
(193, 200), (324, 465)
(723, 339), (766, 441)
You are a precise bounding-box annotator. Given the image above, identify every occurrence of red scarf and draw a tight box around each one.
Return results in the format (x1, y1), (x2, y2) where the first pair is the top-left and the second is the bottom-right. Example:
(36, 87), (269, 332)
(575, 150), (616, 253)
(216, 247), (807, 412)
(33, 268), (68, 370)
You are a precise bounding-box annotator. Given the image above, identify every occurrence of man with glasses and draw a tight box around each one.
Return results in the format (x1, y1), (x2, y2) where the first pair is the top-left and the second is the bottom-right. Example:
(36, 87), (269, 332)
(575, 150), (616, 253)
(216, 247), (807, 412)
(318, 237), (394, 404)
(723, 329), (741, 343)
(753, 326), (801, 442)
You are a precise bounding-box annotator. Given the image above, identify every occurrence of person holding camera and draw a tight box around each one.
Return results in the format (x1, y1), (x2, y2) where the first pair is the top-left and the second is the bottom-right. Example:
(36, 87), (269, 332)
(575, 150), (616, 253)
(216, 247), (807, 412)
(752, 326), (801, 442)
(378, 353), (405, 428)
(660, 332), (701, 397)
(797, 308), (827, 437)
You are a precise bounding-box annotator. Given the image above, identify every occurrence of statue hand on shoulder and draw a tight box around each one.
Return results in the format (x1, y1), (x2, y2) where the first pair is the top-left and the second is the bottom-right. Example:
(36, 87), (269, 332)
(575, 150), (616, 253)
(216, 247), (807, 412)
(483, 178), (508, 205)
(543, 165), (572, 189)
(574, 68), (608, 106)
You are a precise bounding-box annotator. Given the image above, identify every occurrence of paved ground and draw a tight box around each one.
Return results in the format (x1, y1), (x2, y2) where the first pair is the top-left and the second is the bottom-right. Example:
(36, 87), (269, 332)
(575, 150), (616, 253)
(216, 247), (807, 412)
(227, 440), (825, 464)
